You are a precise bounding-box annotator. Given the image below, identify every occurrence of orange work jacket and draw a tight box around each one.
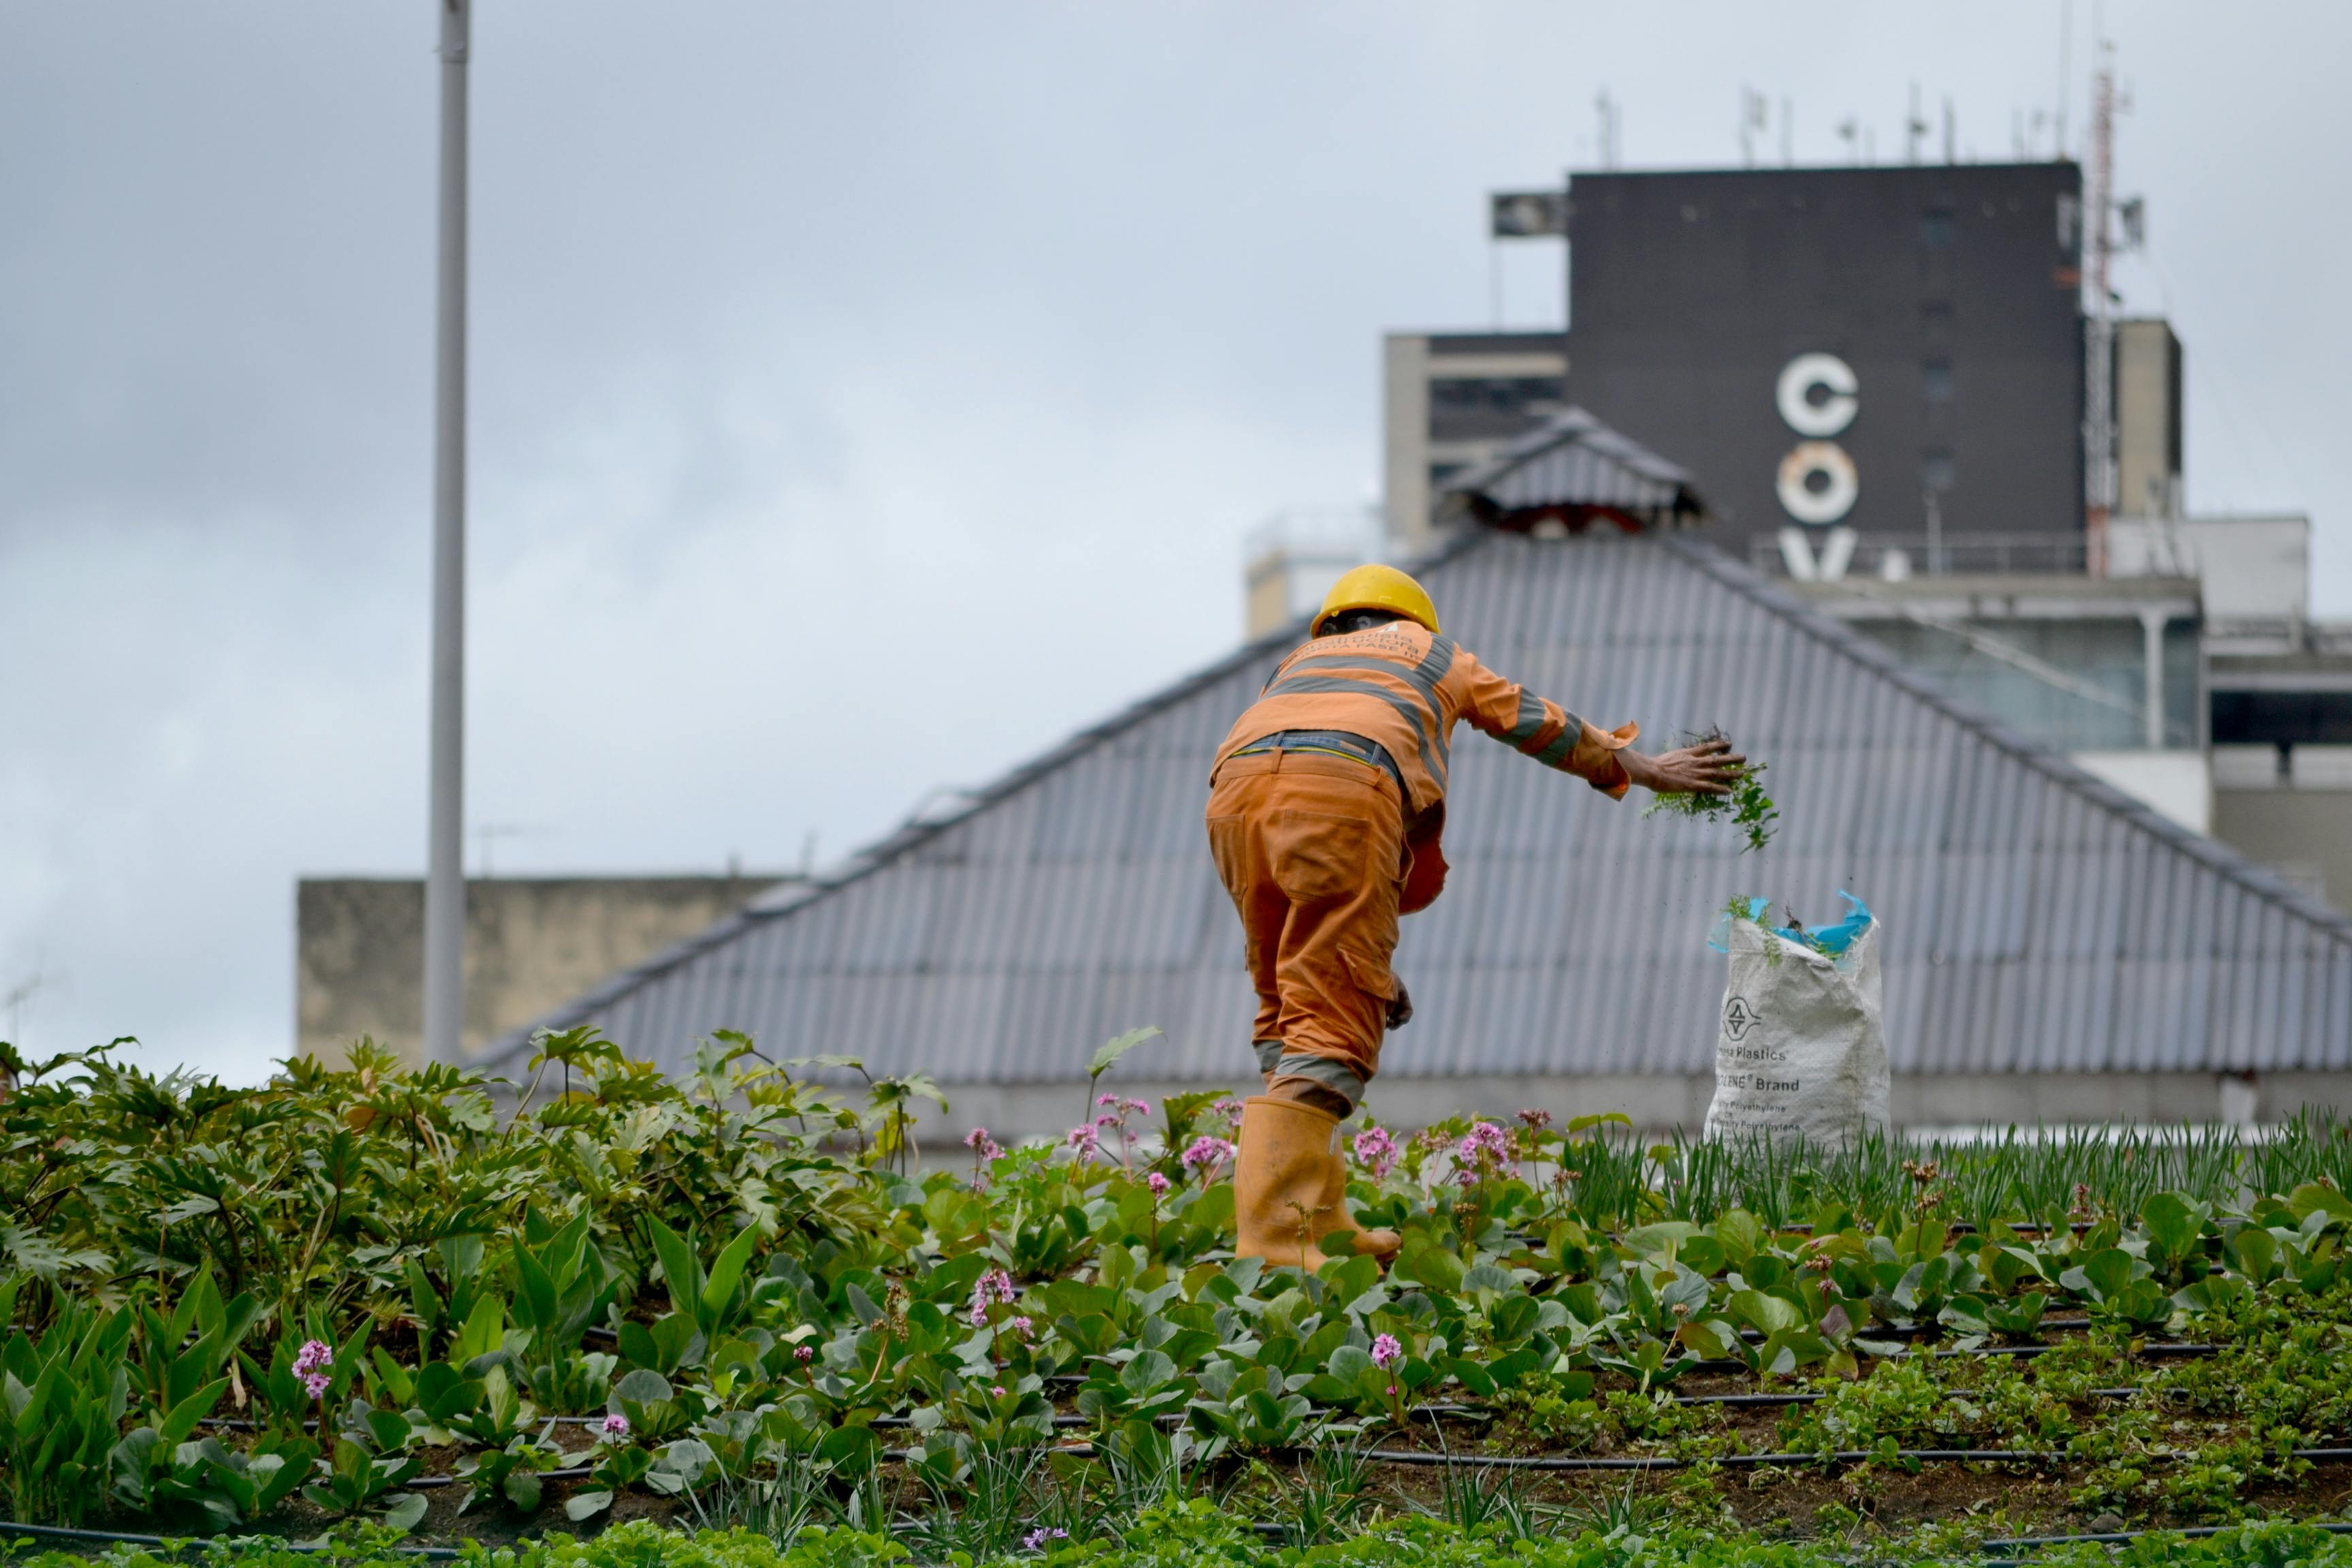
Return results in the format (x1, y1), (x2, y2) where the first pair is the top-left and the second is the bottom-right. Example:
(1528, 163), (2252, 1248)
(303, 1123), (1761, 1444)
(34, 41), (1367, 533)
(1211, 621), (1635, 913)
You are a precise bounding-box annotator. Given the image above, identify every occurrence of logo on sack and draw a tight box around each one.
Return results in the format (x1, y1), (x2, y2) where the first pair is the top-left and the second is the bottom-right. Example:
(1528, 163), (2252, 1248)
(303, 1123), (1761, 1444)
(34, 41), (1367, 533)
(1722, 996), (1757, 1042)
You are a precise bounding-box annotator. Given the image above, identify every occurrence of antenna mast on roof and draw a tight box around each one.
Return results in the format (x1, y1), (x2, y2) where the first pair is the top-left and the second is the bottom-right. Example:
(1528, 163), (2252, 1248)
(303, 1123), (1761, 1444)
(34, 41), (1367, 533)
(2057, 0), (2073, 157)
(2082, 36), (2118, 572)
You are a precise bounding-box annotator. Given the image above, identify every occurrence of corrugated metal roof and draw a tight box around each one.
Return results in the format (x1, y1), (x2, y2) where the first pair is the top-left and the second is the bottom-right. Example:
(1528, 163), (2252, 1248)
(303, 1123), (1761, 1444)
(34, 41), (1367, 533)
(1442, 406), (1708, 522)
(484, 533), (2352, 1085)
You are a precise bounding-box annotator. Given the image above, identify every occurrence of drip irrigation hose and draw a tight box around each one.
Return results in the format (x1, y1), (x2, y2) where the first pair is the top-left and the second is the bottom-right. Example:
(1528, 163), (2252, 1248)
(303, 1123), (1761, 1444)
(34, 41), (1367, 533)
(870, 1442), (2352, 1475)
(189, 1360), (2209, 1450)
(0, 1522), (461, 1560)
(14, 1507), (2350, 1566)
(1976, 1520), (2352, 1561)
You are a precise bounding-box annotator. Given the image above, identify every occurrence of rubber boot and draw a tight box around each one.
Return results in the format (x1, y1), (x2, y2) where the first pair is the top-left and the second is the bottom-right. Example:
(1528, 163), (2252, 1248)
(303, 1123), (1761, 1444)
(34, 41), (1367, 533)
(1235, 1096), (1398, 1270)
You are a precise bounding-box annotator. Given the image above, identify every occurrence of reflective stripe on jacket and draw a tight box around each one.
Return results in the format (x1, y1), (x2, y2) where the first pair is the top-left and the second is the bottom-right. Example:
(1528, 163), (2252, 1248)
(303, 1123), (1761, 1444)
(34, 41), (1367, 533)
(1211, 621), (1636, 820)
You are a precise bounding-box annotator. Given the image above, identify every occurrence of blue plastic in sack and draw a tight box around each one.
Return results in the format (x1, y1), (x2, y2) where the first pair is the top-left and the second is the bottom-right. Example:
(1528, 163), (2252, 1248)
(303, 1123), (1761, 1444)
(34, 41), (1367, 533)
(1710, 889), (1874, 962)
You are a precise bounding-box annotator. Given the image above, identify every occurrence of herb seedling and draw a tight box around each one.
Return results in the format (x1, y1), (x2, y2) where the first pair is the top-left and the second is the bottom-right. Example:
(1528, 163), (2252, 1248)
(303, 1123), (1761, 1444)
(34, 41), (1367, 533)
(1644, 727), (1778, 852)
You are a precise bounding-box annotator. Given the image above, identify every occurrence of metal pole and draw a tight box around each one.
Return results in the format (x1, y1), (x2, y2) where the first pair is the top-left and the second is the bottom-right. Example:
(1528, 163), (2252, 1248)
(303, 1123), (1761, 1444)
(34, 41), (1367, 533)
(423, 0), (470, 1066)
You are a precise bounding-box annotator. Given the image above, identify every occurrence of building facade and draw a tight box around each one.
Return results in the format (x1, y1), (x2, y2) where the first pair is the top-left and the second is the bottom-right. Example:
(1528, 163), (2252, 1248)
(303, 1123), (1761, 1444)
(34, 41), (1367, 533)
(297, 874), (786, 1068)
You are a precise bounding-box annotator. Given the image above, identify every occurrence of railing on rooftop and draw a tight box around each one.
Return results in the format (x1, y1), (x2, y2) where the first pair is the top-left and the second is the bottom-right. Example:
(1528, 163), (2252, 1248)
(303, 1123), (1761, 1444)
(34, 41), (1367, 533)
(1748, 532), (2091, 580)
(1243, 504), (1383, 568)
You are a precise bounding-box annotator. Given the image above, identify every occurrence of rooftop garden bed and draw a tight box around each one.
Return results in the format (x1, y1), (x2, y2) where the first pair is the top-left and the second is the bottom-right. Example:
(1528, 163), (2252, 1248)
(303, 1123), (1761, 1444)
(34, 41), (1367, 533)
(4, 1032), (2351, 1563)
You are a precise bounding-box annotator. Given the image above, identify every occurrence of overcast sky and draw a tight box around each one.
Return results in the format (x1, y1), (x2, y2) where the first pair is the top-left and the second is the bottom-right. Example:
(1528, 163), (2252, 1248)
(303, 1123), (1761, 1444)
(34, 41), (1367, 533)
(4, 2), (2345, 1081)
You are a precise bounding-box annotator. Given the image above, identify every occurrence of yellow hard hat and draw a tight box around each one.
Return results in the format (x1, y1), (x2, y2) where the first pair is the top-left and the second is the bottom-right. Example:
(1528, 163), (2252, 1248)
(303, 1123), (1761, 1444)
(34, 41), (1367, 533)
(1312, 564), (1441, 637)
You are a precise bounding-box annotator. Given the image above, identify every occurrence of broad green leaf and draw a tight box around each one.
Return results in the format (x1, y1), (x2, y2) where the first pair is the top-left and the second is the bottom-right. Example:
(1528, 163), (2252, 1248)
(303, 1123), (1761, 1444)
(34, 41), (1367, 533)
(646, 1218), (702, 1320)
(700, 1225), (761, 1330)
(1088, 1026), (1164, 1079)
(1727, 1288), (1801, 1337)
(2289, 1183), (2352, 1226)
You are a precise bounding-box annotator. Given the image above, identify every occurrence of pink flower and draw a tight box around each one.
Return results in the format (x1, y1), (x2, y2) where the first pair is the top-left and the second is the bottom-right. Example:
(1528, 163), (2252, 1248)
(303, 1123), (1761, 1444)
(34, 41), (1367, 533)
(1023, 1528), (1069, 1551)
(1210, 1097), (1244, 1128)
(1098, 1093), (1122, 1108)
(293, 1339), (333, 1376)
(1122, 1098), (1152, 1117)
(1456, 1121), (1512, 1186)
(1095, 1111), (1122, 1128)
(1351, 1126), (1399, 1180)
(1370, 1333), (1403, 1369)
(794, 1344), (815, 1364)
(990, 1384), (1007, 1399)
(969, 1265), (1019, 1326)
(1009, 1316), (1034, 1339)
(301, 1371), (331, 1400)
(1180, 1134), (1234, 1177)
(1458, 1121), (1510, 1164)
(1066, 1122), (1101, 1158)
(598, 1412), (630, 1441)
(1145, 1171), (1171, 1197)
(1516, 1107), (1553, 1130)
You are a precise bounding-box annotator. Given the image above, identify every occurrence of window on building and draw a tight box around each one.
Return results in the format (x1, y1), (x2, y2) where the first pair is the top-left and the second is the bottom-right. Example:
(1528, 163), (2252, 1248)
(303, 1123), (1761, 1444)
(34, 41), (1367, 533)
(1922, 359), (1953, 402)
(1429, 376), (1565, 415)
(1921, 450), (1955, 493)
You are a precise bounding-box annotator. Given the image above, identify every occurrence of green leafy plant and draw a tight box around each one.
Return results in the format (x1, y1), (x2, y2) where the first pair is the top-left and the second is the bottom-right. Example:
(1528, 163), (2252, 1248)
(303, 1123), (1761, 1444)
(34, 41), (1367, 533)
(301, 1405), (425, 1531)
(1642, 728), (1777, 851)
(0, 1297), (132, 1524)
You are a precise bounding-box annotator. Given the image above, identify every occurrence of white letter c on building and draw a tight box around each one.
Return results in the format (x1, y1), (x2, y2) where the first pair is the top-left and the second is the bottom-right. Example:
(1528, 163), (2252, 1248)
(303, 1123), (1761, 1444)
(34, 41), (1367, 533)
(1776, 353), (1858, 437)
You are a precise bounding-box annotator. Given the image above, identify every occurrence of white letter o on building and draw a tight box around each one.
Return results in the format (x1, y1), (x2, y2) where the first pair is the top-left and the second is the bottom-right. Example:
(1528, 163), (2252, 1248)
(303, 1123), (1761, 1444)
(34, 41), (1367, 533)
(1776, 353), (1858, 437)
(1777, 441), (1859, 525)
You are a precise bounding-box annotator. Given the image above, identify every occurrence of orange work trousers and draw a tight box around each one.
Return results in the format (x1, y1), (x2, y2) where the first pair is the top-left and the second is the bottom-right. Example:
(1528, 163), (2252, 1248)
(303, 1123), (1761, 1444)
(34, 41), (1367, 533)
(1205, 748), (1407, 1105)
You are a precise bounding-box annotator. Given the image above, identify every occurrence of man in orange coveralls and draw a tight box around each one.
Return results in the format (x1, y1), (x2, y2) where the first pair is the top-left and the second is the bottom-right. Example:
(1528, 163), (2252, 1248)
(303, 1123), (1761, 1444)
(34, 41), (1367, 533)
(1207, 564), (1741, 1269)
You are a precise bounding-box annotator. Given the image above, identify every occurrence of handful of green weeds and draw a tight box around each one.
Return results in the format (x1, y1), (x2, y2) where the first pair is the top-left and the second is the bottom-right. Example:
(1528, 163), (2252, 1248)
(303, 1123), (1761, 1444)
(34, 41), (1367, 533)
(1642, 726), (1778, 852)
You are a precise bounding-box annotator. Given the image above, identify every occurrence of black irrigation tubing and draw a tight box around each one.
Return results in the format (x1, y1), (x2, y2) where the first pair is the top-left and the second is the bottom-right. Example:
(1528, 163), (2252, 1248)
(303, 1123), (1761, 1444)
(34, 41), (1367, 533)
(1350, 1444), (2352, 1475)
(1978, 1521), (2352, 1558)
(872, 1443), (2352, 1475)
(0, 1521), (462, 1561)
(184, 1341), (2221, 1448)
(407, 1465), (593, 1490)
(1682, 1387), (2146, 1409)
(203, 1415), (619, 1433)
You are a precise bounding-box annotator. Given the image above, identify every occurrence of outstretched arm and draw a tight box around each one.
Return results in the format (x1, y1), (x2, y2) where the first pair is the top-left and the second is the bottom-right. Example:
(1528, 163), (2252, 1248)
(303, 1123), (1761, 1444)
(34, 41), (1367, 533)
(1450, 646), (1639, 796)
(1451, 646), (1744, 798)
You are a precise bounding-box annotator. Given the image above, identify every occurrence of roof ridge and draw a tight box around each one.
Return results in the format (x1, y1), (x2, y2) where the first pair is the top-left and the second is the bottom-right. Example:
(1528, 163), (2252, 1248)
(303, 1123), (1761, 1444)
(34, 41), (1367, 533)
(476, 528), (1499, 1067)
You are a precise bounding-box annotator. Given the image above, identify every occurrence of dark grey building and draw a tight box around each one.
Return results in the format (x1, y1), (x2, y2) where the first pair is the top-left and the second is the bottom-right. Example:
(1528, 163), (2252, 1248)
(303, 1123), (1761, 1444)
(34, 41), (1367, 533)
(1562, 163), (2086, 546)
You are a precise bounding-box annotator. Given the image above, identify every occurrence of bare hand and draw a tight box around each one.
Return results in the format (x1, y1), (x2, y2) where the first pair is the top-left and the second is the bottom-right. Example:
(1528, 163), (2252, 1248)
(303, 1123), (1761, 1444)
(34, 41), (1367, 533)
(1624, 736), (1746, 796)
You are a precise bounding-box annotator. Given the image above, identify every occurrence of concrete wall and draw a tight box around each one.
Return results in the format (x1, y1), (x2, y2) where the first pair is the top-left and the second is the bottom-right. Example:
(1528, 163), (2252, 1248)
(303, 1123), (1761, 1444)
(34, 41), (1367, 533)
(2213, 783), (2352, 915)
(1382, 331), (1568, 551)
(297, 875), (785, 1069)
(2114, 318), (2183, 519)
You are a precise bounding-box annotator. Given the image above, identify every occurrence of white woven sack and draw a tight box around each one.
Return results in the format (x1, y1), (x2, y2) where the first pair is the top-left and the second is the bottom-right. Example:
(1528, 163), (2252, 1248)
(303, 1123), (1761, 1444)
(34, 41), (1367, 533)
(1703, 905), (1889, 1148)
